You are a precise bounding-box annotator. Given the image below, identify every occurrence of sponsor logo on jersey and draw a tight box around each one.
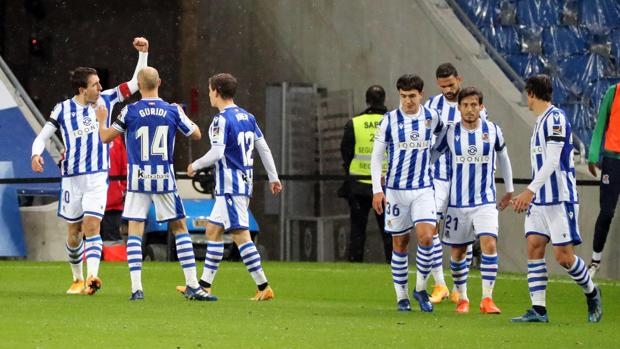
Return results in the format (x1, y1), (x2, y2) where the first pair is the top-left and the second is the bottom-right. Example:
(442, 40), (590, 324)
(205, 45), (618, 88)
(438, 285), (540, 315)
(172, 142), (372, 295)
(396, 140), (430, 150)
(83, 116), (92, 126)
(72, 122), (98, 137)
(467, 145), (477, 155)
(137, 169), (170, 180)
(410, 131), (419, 141)
(454, 155), (490, 164)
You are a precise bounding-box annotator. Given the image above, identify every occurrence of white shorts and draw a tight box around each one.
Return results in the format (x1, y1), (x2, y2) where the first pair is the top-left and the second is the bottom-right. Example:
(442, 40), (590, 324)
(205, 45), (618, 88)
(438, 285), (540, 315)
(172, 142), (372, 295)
(442, 204), (498, 246)
(58, 172), (108, 222)
(122, 191), (186, 222)
(384, 187), (436, 235)
(433, 179), (450, 219)
(524, 203), (581, 246)
(208, 194), (250, 232)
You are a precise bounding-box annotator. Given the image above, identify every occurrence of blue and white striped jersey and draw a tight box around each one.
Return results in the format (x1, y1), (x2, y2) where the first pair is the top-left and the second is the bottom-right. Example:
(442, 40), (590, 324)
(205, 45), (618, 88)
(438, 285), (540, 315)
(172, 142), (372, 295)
(529, 105), (578, 204)
(375, 106), (443, 190)
(425, 93), (488, 181)
(434, 120), (505, 207)
(210, 105), (263, 197)
(48, 88), (125, 177)
(112, 98), (195, 193)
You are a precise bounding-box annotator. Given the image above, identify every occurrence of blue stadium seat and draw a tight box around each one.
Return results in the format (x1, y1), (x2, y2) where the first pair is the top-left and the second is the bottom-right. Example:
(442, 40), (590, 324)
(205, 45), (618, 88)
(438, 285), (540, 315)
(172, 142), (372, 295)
(579, 0), (620, 33)
(457, 0), (500, 27)
(559, 53), (615, 94)
(550, 73), (579, 105)
(481, 25), (521, 55)
(506, 54), (545, 77)
(542, 26), (587, 58)
(516, 0), (561, 27)
(561, 0), (580, 26)
(520, 26), (543, 54)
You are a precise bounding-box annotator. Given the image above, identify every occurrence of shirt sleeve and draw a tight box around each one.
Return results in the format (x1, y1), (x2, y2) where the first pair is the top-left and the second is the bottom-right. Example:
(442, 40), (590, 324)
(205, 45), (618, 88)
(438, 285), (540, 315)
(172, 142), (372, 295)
(545, 110), (567, 144)
(494, 124), (506, 152)
(371, 116), (390, 194)
(111, 106), (129, 133)
(340, 119), (354, 175)
(588, 85), (614, 163)
(175, 104), (196, 136)
(209, 115), (227, 146)
(432, 109), (444, 135)
(527, 142), (563, 193)
(47, 103), (62, 129)
(253, 117), (264, 141)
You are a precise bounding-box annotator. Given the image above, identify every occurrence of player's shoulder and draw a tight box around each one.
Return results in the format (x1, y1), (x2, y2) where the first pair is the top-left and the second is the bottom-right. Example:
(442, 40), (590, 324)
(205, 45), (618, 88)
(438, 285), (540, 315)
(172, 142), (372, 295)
(547, 105), (567, 124)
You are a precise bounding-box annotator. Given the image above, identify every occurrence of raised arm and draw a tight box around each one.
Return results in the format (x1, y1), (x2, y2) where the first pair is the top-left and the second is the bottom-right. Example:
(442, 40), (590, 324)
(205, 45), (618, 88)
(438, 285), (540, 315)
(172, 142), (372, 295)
(97, 105), (122, 143)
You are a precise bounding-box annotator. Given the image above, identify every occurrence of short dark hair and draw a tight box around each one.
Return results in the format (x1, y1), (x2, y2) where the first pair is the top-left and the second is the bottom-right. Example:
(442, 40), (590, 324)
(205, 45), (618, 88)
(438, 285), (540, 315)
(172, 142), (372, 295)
(396, 74), (424, 92)
(70, 67), (97, 93)
(436, 63), (459, 79)
(365, 85), (385, 107)
(209, 73), (237, 99)
(525, 74), (552, 102)
(458, 86), (484, 105)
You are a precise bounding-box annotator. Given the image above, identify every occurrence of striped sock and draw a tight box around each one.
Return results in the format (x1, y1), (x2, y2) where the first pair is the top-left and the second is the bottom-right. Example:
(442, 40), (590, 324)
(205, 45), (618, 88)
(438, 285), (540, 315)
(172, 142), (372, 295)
(527, 259), (548, 307)
(66, 239), (84, 281)
(84, 235), (103, 278)
(415, 244), (433, 292)
(565, 256), (595, 294)
(466, 244), (473, 266)
(126, 236), (143, 293)
(430, 235), (446, 286)
(391, 251), (409, 301)
(239, 241), (268, 286)
(201, 241), (224, 286)
(480, 253), (498, 298)
(175, 233), (199, 288)
(451, 257), (469, 301)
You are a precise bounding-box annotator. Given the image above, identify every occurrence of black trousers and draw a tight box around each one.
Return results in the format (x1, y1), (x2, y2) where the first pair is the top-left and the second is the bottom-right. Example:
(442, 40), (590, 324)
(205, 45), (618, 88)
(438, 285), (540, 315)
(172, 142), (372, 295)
(593, 156), (620, 254)
(101, 210), (123, 241)
(348, 193), (392, 263)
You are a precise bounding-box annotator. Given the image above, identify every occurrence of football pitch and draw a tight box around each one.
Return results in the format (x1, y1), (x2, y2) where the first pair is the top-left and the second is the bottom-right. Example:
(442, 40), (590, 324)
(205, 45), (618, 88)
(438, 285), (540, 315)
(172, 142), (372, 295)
(0, 261), (618, 348)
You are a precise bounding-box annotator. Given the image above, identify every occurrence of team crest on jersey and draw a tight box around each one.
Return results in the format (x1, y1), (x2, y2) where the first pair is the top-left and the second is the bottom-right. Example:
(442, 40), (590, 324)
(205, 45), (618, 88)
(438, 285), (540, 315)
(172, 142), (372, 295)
(482, 132), (489, 142)
(410, 131), (419, 141)
(425, 119), (431, 127)
(467, 145), (477, 155)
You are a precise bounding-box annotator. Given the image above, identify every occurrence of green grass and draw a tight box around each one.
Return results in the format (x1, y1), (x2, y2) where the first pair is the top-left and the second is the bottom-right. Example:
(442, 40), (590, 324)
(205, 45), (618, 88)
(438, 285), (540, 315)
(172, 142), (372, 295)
(0, 261), (618, 348)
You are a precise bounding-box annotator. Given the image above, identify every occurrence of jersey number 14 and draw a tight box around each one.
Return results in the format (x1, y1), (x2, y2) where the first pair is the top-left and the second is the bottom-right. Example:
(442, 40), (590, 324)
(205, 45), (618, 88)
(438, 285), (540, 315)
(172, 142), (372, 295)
(136, 125), (169, 161)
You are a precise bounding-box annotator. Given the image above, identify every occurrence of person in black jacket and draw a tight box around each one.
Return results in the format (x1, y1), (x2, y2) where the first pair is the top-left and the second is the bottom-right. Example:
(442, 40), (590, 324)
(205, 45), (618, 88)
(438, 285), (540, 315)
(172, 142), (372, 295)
(340, 85), (392, 263)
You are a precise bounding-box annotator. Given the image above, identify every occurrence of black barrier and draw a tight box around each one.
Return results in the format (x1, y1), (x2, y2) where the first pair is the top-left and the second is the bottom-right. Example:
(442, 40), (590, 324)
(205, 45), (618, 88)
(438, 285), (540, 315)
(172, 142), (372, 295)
(0, 174), (600, 186)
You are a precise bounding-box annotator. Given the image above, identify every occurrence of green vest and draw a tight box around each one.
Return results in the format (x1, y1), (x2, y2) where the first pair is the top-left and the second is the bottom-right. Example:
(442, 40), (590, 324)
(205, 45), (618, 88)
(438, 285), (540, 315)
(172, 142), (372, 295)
(349, 113), (386, 184)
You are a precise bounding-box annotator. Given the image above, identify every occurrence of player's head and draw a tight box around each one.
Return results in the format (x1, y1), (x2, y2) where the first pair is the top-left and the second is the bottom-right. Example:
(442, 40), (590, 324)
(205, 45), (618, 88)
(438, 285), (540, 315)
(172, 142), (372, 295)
(396, 74), (424, 115)
(457, 86), (484, 124)
(524, 74), (552, 110)
(70, 67), (101, 104)
(365, 85), (386, 108)
(435, 63), (463, 102)
(208, 73), (237, 107)
(137, 66), (161, 92)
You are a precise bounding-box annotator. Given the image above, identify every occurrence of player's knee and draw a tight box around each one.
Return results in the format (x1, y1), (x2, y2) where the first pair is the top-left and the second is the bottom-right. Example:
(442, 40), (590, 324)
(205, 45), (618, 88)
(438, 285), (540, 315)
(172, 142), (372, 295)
(392, 235), (409, 252)
(554, 251), (574, 268)
(599, 207), (616, 220)
(168, 219), (188, 234)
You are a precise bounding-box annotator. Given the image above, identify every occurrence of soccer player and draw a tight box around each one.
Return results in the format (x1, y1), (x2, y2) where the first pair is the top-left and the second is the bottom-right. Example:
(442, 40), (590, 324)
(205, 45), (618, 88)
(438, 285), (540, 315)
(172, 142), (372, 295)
(30, 37), (149, 295)
(97, 66), (215, 301)
(424, 63), (488, 304)
(371, 74), (442, 312)
(511, 74), (602, 323)
(180, 73), (281, 301)
(431, 87), (513, 314)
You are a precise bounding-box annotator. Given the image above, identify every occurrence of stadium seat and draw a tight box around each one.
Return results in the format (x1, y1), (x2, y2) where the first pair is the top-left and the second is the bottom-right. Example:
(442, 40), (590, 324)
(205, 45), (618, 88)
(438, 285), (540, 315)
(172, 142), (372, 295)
(542, 26), (587, 58)
(506, 54), (546, 78)
(579, 0), (620, 33)
(516, 0), (561, 27)
(561, 0), (579, 26)
(481, 25), (521, 55)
